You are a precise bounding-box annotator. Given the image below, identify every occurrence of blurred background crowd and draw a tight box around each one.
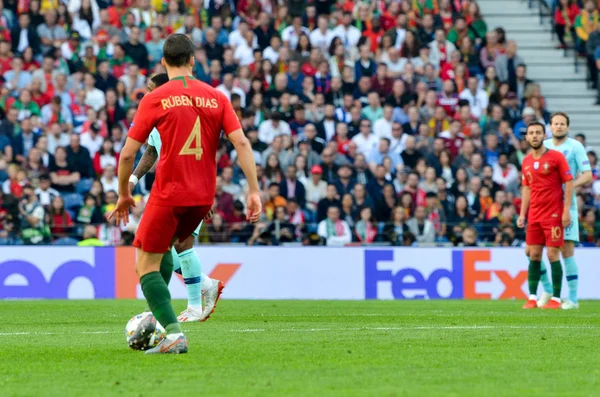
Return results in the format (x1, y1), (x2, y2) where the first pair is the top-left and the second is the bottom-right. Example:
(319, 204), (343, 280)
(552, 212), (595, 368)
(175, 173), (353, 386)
(1, 0), (600, 247)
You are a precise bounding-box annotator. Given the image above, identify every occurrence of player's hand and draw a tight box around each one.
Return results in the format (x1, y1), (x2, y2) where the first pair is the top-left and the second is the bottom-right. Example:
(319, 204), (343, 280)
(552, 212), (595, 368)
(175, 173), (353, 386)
(108, 194), (136, 226)
(517, 215), (525, 228)
(562, 211), (571, 229)
(246, 192), (262, 223)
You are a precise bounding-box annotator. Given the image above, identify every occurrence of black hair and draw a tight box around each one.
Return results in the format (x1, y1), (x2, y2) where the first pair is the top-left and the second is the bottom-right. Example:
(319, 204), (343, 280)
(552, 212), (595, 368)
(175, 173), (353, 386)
(526, 122), (546, 134)
(150, 73), (169, 87)
(163, 34), (194, 67)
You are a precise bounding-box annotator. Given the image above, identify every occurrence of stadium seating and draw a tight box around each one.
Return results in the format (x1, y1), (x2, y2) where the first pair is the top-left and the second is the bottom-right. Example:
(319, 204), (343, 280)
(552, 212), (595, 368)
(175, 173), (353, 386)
(0, 0), (598, 248)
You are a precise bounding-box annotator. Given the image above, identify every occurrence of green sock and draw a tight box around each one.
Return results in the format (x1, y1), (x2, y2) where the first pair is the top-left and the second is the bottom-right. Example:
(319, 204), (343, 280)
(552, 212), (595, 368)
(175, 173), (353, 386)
(140, 272), (181, 334)
(528, 260), (541, 295)
(550, 260), (563, 299)
(159, 251), (174, 286)
(538, 259), (553, 295)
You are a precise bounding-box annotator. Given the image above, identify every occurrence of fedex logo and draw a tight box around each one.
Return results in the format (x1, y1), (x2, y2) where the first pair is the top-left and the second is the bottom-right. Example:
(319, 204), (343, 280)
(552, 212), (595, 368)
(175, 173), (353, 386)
(364, 250), (527, 300)
(0, 247), (241, 300)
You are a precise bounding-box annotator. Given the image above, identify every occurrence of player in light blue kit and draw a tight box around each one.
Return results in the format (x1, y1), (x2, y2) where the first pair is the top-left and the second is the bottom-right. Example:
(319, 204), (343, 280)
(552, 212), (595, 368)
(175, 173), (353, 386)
(129, 73), (224, 322)
(533, 112), (592, 309)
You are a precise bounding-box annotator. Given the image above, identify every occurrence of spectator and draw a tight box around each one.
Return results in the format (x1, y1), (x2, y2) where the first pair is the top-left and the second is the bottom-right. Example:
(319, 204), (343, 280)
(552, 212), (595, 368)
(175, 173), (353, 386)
(459, 77), (489, 119)
(77, 224), (104, 246)
(316, 183), (340, 222)
(258, 112), (291, 144)
(429, 28), (456, 70)
(80, 122), (103, 158)
(263, 182), (287, 221)
(587, 21), (600, 94)
(18, 184), (48, 244)
(449, 195), (474, 242)
(66, 134), (94, 180)
(305, 165), (327, 213)
(406, 205), (435, 244)
(267, 205), (295, 244)
(425, 192), (447, 241)
(12, 13), (40, 55)
(4, 57), (32, 95)
(76, 193), (102, 225)
(382, 206), (409, 246)
(13, 89), (40, 121)
(208, 212), (231, 243)
(317, 205), (352, 246)
(83, 73), (106, 111)
(279, 164), (306, 208)
(99, 164), (118, 193)
(459, 226), (479, 247)
(97, 212), (121, 246)
(48, 195), (73, 240)
(36, 10), (68, 54)
(492, 153), (519, 192)
(50, 146), (80, 194)
(479, 30), (502, 70)
(34, 174), (59, 207)
(12, 117), (40, 164)
(354, 206), (378, 244)
(513, 107), (537, 139)
(332, 11), (362, 51)
(93, 139), (118, 175)
(495, 41), (525, 86)
(122, 26), (148, 70)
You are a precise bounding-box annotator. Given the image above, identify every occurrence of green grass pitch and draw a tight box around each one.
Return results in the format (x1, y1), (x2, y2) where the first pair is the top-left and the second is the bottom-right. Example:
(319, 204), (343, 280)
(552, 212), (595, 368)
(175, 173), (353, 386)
(1, 300), (599, 397)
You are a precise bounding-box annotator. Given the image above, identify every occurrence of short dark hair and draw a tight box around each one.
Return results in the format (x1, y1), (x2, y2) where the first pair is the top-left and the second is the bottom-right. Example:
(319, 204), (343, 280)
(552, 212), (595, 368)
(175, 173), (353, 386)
(549, 111), (570, 126)
(163, 34), (194, 67)
(150, 73), (169, 87)
(526, 122), (546, 133)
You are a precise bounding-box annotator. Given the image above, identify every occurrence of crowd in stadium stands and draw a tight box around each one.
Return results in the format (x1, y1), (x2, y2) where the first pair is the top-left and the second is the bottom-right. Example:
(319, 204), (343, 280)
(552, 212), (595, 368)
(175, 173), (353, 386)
(553, 0), (600, 104)
(1, 0), (600, 247)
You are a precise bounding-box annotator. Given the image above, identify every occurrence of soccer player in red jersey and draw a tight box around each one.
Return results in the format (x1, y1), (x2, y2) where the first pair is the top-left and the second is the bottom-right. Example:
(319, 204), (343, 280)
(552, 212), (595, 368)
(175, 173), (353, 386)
(517, 122), (573, 310)
(110, 34), (262, 354)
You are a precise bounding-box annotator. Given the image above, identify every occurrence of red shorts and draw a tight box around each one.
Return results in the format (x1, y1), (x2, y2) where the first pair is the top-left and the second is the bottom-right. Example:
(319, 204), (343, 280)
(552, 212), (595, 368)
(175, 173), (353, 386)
(133, 203), (211, 253)
(526, 221), (564, 247)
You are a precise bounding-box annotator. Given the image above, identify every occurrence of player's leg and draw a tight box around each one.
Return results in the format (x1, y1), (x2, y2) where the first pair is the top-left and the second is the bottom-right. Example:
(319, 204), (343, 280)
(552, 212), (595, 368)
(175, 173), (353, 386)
(561, 240), (579, 310)
(134, 204), (187, 354)
(524, 244), (544, 309)
(174, 221), (225, 322)
(174, 234), (204, 320)
(172, 223), (216, 292)
(526, 244), (552, 306)
(159, 249), (174, 286)
(523, 222), (545, 309)
(561, 212), (580, 309)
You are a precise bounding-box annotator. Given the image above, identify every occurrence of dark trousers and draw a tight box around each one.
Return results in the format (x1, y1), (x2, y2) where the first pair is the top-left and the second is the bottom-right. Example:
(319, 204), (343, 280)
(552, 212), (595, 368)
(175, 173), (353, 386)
(555, 24), (575, 47)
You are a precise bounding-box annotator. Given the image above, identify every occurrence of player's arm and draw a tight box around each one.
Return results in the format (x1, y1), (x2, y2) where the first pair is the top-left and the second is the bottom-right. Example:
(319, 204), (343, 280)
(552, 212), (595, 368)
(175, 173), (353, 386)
(110, 95), (158, 225)
(131, 144), (158, 181)
(228, 128), (259, 194)
(221, 93), (261, 222)
(517, 170), (530, 228)
(572, 143), (593, 188)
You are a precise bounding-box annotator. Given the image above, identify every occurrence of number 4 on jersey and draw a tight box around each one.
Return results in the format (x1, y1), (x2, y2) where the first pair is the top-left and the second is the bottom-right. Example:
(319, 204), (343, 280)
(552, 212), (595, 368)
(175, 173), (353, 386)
(179, 116), (203, 160)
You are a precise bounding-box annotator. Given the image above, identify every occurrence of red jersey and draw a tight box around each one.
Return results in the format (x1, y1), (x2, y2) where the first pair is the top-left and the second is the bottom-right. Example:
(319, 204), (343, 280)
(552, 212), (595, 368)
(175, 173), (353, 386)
(128, 76), (242, 207)
(521, 149), (572, 223)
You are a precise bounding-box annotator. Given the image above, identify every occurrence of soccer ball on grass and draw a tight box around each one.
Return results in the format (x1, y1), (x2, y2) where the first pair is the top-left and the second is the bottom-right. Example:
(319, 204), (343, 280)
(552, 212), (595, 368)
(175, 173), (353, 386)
(125, 312), (165, 350)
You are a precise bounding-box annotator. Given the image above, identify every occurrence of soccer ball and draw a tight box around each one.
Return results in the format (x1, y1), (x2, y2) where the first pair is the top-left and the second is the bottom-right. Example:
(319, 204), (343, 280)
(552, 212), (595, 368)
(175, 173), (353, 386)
(125, 312), (165, 351)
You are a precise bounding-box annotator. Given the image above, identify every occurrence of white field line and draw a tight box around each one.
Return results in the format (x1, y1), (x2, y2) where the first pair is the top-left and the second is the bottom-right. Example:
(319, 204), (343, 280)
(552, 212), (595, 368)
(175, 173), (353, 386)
(0, 325), (597, 337)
